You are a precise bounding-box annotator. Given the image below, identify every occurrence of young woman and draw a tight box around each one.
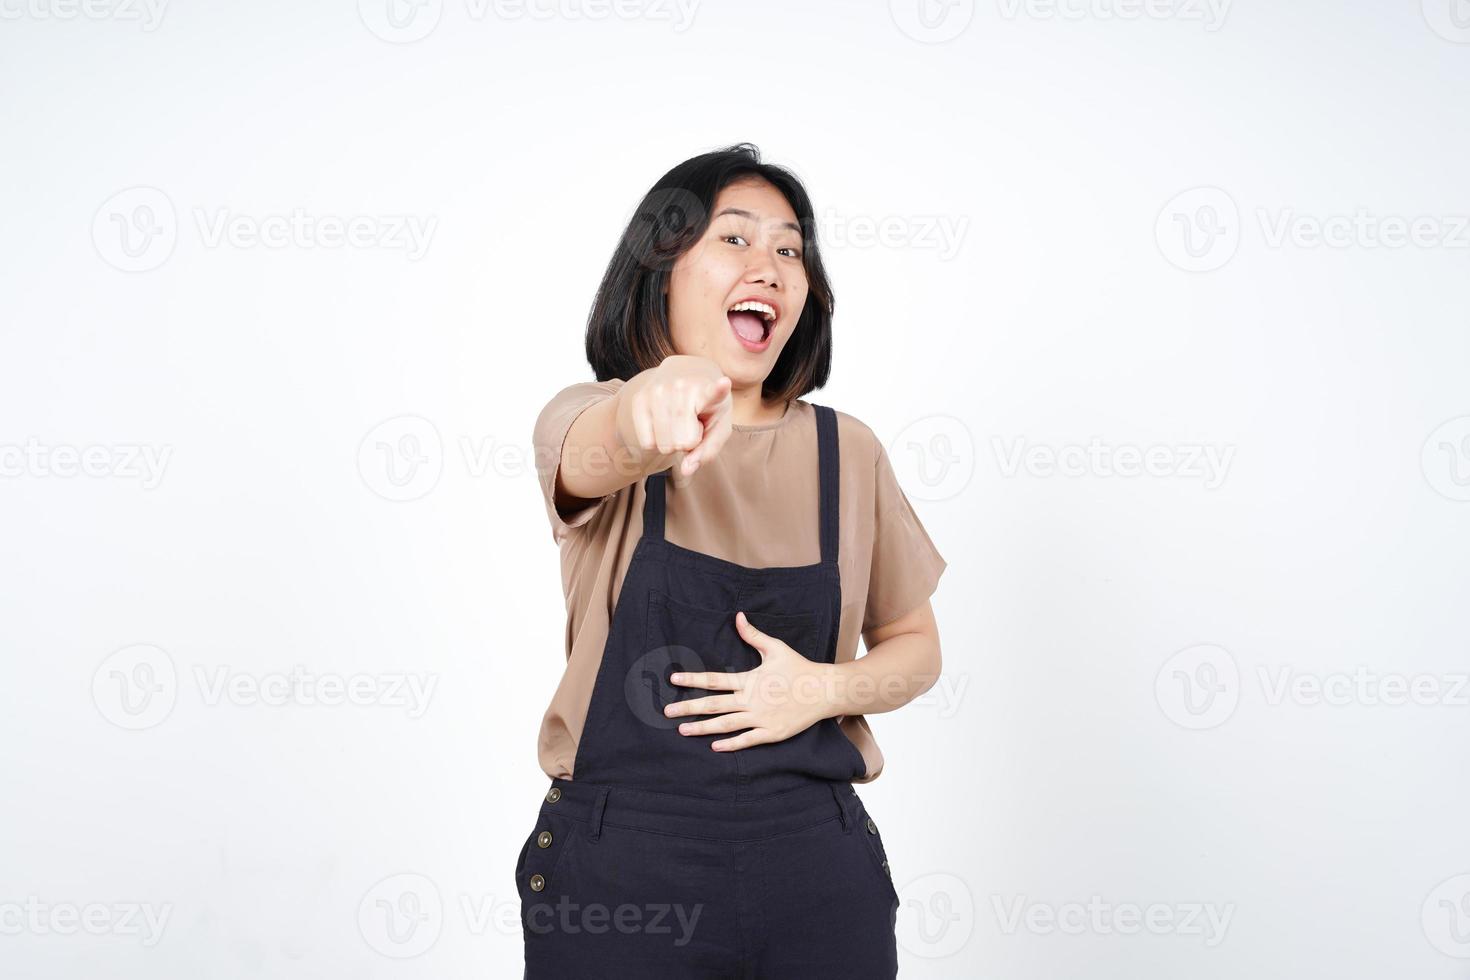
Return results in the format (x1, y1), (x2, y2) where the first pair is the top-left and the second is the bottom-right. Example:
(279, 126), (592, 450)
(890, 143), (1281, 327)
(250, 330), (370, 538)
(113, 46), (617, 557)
(519, 143), (947, 978)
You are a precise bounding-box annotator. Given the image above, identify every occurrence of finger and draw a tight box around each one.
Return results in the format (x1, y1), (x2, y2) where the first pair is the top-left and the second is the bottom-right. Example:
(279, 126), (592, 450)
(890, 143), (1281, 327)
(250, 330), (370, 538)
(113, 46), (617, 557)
(671, 387), (700, 478)
(680, 382), (705, 449)
(733, 611), (770, 654)
(669, 669), (740, 690)
(697, 375), (732, 413)
(683, 378), (731, 472)
(653, 389), (676, 455)
(664, 693), (737, 718)
(631, 395), (655, 453)
(676, 712), (754, 737)
(692, 409), (733, 468)
(712, 729), (768, 752)
(682, 411), (720, 473)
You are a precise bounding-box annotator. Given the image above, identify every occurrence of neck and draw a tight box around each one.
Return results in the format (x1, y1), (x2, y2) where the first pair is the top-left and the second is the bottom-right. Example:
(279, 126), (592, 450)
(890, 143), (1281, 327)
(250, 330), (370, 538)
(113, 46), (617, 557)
(730, 385), (787, 427)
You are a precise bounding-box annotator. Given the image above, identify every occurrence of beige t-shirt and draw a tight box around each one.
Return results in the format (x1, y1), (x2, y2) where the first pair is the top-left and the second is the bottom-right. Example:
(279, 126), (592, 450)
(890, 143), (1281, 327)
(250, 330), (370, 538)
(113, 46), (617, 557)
(532, 378), (947, 785)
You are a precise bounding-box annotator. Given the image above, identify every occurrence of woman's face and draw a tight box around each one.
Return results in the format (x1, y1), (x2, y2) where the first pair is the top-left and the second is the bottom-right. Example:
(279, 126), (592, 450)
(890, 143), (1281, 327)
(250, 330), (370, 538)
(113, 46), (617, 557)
(665, 177), (809, 392)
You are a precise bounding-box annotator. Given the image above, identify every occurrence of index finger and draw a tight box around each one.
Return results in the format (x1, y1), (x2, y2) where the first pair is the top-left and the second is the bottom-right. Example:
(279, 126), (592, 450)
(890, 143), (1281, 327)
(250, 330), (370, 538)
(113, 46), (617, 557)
(669, 670), (741, 690)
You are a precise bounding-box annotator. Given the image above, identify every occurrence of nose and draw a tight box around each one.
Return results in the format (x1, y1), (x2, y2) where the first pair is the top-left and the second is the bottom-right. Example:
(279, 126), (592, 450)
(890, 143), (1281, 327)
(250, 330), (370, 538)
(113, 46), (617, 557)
(744, 250), (780, 291)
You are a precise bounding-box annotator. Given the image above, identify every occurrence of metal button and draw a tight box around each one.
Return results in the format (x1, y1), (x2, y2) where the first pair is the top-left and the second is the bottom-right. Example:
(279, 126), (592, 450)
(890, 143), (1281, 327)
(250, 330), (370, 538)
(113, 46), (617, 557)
(546, 787), (561, 803)
(866, 816), (878, 835)
(537, 830), (553, 849)
(882, 860), (891, 878)
(529, 874), (545, 892)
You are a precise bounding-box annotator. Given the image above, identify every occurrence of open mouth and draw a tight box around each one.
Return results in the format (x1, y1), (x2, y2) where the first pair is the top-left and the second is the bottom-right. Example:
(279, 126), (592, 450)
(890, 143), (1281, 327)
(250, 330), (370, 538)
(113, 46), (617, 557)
(726, 299), (778, 345)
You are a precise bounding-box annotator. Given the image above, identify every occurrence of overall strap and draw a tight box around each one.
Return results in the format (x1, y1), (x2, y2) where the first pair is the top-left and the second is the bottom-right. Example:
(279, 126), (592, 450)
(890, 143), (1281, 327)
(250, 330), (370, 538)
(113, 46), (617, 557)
(643, 456), (667, 541)
(815, 404), (839, 565)
(641, 403), (840, 563)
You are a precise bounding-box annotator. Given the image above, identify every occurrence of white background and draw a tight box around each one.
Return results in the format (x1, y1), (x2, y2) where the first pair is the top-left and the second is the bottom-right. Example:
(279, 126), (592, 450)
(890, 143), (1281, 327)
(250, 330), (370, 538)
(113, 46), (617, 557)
(3, 0), (1470, 976)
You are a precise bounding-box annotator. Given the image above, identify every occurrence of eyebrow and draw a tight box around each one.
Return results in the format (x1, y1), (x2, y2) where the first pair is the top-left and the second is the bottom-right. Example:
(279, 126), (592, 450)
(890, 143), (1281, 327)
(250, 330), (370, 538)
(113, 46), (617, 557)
(714, 207), (802, 235)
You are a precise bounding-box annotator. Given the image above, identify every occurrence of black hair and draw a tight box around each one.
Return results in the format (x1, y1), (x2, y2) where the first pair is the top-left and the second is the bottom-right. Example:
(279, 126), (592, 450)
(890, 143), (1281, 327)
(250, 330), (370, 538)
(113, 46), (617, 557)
(584, 143), (834, 405)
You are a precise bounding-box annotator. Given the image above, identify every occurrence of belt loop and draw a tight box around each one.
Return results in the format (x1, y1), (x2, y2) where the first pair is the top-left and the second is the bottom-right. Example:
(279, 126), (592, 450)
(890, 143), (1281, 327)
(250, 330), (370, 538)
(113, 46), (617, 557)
(588, 787), (610, 842)
(829, 783), (850, 833)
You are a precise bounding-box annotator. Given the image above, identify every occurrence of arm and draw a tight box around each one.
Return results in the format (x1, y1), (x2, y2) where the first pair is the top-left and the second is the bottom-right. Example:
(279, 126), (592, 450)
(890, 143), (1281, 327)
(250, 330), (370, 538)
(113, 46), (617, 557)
(554, 356), (732, 513)
(824, 598), (942, 717)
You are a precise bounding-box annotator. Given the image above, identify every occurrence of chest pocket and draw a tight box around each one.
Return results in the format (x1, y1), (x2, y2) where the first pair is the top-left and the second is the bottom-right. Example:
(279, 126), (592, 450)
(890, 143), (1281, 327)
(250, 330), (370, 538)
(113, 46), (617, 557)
(640, 589), (821, 717)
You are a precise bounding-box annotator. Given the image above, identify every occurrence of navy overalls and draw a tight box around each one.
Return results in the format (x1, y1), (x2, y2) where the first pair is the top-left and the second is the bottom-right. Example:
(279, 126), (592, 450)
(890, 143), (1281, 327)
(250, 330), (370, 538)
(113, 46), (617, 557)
(516, 404), (901, 978)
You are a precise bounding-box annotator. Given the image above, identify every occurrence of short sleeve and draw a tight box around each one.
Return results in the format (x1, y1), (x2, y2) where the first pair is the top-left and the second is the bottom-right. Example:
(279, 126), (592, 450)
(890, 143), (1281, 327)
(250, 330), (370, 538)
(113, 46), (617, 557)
(862, 439), (948, 633)
(532, 380), (623, 544)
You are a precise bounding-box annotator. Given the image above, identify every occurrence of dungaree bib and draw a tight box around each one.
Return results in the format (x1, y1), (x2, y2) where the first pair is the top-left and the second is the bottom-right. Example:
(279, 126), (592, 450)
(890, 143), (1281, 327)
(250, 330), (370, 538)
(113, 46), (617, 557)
(570, 401), (866, 798)
(516, 404), (901, 979)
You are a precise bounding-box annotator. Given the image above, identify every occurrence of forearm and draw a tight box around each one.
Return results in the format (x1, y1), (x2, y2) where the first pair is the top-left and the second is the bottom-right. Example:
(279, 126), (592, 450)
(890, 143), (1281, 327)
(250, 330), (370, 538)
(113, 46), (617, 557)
(818, 630), (941, 719)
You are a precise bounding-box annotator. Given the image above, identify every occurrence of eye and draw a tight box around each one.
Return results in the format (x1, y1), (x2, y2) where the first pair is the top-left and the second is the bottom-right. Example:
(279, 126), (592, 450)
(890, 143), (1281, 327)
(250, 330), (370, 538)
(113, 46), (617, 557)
(721, 234), (748, 246)
(779, 247), (801, 258)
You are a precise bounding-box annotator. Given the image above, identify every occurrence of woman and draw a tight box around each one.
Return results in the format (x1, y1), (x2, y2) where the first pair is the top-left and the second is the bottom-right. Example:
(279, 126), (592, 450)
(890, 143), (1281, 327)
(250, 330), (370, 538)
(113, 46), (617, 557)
(519, 143), (947, 978)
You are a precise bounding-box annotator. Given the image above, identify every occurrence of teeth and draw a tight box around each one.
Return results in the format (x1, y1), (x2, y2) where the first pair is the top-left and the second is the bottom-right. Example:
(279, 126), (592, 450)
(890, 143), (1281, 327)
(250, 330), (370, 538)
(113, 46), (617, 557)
(728, 300), (777, 322)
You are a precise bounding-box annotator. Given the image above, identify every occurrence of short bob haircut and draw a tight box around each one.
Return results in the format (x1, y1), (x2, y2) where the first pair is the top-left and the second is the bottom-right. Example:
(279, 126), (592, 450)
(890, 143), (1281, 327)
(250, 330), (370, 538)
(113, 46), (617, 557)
(585, 143), (834, 406)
